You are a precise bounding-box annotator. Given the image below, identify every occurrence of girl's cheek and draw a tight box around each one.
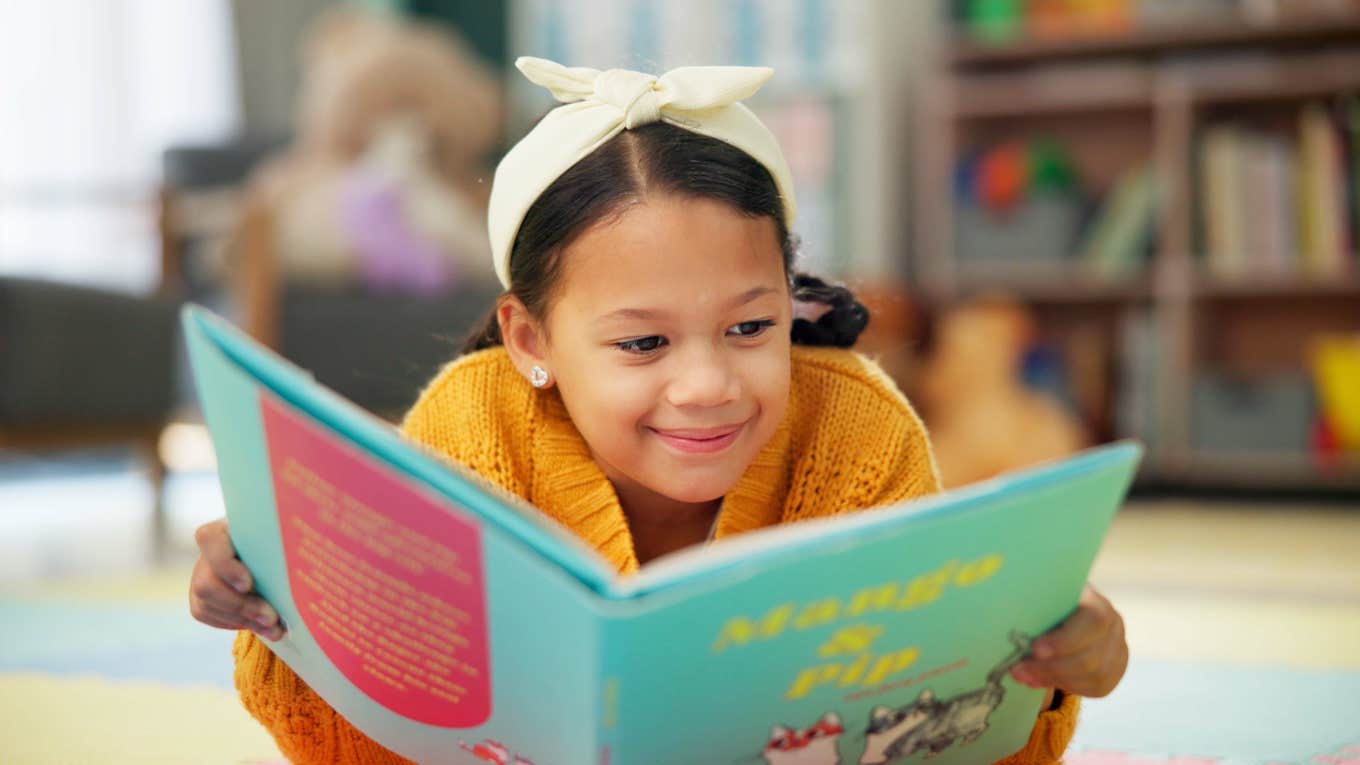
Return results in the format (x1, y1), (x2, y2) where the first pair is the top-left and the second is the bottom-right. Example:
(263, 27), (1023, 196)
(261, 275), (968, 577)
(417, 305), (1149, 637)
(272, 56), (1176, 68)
(751, 347), (792, 395)
(590, 368), (659, 418)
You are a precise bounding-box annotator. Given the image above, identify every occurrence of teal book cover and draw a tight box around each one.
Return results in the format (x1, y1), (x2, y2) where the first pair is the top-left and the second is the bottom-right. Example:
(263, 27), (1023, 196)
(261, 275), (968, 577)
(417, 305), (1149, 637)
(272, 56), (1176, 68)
(183, 305), (1142, 765)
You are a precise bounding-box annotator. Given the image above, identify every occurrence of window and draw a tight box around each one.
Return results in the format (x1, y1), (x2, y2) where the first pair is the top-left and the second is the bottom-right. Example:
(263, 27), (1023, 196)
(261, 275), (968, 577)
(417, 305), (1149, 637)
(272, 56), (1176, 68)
(0, 0), (240, 293)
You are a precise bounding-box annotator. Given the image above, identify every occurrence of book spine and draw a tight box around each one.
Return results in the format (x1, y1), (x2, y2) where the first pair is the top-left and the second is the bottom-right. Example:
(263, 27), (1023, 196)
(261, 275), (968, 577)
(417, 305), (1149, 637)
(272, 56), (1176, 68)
(1329, 110), (1354, 273)
(1265, 138), (1298, 277)
(1242, 134), (1270, 275)
(1339, 94), (1360, 272)
(1299, 104), (1347, 278)
(595, 617), (624, 765)
(596, 675), (621, 765)
(1201, 126), (1244, 279)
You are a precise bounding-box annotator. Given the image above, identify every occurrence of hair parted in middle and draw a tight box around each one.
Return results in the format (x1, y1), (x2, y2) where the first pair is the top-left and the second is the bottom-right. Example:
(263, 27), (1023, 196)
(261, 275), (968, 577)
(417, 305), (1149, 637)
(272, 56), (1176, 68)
(462, 121), (867, 355)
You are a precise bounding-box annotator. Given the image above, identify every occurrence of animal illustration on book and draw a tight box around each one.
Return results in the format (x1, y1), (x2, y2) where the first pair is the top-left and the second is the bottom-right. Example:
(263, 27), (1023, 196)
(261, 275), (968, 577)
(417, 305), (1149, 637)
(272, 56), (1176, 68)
(858, 631), (1034, 764)
(763, 712), (845, 765)
(457, 738), (535, 765)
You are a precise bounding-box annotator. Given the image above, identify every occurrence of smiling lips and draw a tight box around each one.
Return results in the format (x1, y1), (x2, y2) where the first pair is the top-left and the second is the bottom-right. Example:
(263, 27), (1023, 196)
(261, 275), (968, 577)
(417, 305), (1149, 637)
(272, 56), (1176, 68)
(649, 423), (745, 454)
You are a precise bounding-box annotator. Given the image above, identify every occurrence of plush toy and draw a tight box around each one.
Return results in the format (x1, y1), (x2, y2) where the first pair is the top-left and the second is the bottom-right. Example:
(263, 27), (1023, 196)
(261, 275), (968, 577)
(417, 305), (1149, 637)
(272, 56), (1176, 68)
(240, 8), (501, 292)
(917, 295), (1088, 489)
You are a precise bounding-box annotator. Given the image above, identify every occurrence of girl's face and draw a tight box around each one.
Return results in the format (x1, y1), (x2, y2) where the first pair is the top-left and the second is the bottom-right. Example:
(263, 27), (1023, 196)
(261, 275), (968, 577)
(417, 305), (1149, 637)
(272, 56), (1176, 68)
(530, 193), (792, 507)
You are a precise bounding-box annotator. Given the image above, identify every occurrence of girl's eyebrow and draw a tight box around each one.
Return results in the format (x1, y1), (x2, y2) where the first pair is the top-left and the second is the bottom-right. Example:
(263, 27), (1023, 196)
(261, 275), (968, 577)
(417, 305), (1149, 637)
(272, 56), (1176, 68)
(594, 286), (778, 324)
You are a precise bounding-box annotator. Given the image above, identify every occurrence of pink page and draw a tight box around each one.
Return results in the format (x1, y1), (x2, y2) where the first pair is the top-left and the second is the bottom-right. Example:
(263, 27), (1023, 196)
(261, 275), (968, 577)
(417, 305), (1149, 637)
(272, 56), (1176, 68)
(261, 393), (492, 728)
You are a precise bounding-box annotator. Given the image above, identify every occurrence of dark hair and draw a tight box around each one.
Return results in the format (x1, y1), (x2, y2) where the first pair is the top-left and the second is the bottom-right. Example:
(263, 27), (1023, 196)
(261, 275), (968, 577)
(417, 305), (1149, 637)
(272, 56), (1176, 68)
(462, 122), (868, 354)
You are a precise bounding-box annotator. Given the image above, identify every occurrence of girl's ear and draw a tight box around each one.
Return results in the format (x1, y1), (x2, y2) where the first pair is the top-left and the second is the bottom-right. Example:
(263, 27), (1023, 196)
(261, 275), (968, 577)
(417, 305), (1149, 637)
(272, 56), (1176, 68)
(497, 294), (553, 389)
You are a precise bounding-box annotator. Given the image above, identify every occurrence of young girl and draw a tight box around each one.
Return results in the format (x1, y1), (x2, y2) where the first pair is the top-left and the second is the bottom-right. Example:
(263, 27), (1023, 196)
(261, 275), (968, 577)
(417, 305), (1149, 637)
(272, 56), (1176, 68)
(189, 58), (1127, 765)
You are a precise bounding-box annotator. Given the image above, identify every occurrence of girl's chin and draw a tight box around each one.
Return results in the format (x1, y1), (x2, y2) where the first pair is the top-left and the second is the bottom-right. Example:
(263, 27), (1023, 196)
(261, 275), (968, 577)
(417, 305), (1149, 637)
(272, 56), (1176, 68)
(646, 475), (739, 505)
(661, 488), (728, 505)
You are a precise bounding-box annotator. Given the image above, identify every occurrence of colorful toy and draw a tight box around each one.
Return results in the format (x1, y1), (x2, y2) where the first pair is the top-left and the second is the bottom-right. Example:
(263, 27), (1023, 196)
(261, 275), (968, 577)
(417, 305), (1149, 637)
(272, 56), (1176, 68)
(1310, 333), (1360, 451)
(241, 8), (502, 290)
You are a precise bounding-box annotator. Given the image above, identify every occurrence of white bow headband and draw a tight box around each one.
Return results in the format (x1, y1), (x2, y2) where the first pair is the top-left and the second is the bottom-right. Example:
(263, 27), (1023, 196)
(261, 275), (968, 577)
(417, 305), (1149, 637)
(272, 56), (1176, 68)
(487, 56), (799, 288)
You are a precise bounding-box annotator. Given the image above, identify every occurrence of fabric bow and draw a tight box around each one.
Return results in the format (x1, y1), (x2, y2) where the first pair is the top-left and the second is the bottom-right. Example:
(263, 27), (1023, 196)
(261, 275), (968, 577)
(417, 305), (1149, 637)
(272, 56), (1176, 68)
(487, 56), (798, 288)
(516, 56), (774, 129)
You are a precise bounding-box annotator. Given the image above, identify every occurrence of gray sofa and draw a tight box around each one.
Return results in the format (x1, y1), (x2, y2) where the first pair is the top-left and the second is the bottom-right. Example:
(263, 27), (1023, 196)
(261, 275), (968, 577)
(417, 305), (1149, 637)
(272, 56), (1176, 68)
(0, 276), (176, 432)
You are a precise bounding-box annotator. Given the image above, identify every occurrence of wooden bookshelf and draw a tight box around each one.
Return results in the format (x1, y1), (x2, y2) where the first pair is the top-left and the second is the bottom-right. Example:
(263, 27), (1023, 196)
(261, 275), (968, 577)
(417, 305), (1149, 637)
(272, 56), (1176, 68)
(1193, 275), (1360, 299)
(1147, 452), (1360, 492)
(951, 13), (1360, 68)
(948, 272), (1155, 305)
(915, 10), (1360, 493)
(1187, 53), (1360, 106)
(951, 68), (1153, 119)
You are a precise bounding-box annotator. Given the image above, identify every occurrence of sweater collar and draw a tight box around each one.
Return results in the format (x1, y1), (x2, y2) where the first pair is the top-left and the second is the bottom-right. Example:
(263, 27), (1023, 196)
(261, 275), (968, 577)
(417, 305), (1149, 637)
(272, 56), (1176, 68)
(526, 385), (794, 575)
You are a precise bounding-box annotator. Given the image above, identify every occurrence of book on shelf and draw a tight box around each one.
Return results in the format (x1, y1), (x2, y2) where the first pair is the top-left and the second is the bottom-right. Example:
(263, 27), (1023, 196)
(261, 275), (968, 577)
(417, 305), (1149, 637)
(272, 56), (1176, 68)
(1079, 162), (1158, 279)
(1200, 125), (1250, 278)
(1117, 309), (1161, 452)
(1336, 93), (1360, 264)
(1198, 103), (1359, 283)
(183, 305), (1142, 765)
(1247, 133), (1298, 277)
(1298, 103), (1351, 278)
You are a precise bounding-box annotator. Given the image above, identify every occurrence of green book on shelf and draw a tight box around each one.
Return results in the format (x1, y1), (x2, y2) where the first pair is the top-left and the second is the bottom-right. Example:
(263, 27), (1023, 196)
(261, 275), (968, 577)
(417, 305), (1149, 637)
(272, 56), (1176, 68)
(1079, 164), (1157, 279)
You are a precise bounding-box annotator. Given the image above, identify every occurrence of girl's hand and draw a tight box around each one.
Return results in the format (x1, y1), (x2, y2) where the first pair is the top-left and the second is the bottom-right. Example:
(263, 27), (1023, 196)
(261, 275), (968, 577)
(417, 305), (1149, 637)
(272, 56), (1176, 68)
(188, 518), (285, 641)
(1010, 584), (1127, 698)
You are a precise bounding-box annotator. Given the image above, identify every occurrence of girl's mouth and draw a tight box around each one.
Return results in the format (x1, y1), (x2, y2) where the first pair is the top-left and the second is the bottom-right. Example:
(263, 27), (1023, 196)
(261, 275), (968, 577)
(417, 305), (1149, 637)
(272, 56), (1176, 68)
(648, 423), (745, 455)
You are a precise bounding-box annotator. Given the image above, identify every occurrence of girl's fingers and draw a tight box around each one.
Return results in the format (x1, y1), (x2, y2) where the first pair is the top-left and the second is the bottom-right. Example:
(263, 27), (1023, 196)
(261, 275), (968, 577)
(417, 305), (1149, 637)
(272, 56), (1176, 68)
(190, 556), (246, 617)
(241, 596), (287, 641)
(236, 609), (286, 639)
(240, 595), (282, 630)
(1032, 587), (1117, 660)
(1018, 641), (1125, 697)
(1013, 586), (1128, 698)
(1031, 647), (1104, 686)
(195, 519), (253, 595)
(190, 556), (280, 627)
(188, 519), (285, 641)
(197, 599), (286, 641)
(197, 607), (285, 641)
(1010, 664), (1044, 688)
(206, 594), (280, 630)
(194, 608), (248, 631)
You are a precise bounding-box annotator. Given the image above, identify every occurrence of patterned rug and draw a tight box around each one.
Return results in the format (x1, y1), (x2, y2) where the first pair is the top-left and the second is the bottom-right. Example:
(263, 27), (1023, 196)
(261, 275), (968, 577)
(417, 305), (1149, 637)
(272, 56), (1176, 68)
(1, 569), (283, 764)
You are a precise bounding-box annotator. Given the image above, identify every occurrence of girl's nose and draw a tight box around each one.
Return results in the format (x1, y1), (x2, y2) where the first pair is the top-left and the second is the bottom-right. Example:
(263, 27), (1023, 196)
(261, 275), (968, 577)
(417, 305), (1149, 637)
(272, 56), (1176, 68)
(666, 349), (741, 409)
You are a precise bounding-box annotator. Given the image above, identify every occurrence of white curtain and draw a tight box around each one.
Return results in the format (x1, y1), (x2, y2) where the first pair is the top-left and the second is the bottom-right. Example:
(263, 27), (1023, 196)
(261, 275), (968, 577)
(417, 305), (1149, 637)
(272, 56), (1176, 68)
(0, 0), (240, 293)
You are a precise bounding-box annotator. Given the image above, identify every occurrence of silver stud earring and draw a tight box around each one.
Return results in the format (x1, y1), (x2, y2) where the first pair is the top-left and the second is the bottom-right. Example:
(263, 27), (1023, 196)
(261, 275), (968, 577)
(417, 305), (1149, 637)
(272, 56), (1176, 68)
(529, 365), (549, 388)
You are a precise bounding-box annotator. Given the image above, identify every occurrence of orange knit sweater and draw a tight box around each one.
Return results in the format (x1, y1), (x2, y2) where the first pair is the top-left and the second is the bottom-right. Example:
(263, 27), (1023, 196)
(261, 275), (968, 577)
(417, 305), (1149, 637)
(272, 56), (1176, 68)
(233, 345), (1079, 764)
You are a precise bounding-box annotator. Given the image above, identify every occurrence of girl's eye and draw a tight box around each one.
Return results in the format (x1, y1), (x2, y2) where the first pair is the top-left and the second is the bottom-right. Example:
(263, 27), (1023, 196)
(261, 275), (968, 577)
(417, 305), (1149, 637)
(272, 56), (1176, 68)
(616, 335), (667, 354)
(729, 319), (776, 338)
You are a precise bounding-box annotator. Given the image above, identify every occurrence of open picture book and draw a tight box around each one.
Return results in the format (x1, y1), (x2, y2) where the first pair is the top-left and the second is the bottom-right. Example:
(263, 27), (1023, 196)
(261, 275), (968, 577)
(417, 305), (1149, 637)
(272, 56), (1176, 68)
(183, 305), (1142, 765)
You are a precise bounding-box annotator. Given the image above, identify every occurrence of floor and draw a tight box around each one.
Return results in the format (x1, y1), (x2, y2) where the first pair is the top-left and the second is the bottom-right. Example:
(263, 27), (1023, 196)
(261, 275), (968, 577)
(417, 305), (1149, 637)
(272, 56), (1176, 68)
(1, 446), (1358, 764)
(1070, 500), (1360, 763)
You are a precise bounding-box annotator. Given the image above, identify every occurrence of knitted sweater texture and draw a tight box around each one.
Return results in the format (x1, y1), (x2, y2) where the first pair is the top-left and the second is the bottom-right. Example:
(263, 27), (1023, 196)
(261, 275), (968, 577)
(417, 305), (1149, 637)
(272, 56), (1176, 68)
(233, 345), (1079, 763)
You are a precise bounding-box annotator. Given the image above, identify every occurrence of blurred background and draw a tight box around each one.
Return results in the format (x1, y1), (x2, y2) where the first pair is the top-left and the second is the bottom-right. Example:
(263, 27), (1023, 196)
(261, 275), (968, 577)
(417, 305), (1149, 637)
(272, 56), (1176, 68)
(1, 1), (1357, 763)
